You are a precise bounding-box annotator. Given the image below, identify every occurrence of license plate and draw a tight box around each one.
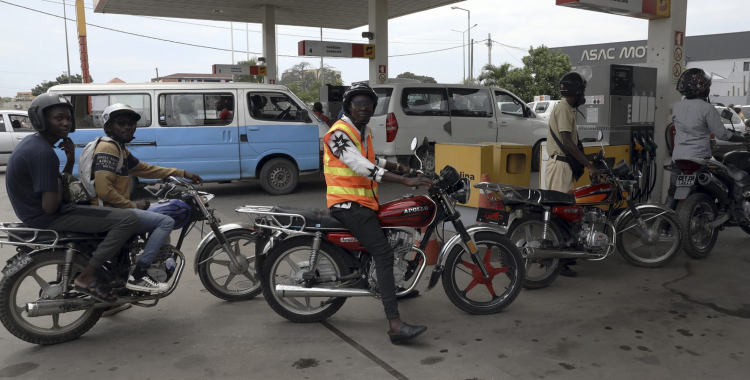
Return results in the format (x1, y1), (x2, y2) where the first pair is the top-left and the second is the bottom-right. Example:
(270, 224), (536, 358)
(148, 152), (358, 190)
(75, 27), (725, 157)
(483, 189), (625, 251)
(476, 207), (509, 226)
(676, 175), (696, 187)
(1, 253), (33, 278)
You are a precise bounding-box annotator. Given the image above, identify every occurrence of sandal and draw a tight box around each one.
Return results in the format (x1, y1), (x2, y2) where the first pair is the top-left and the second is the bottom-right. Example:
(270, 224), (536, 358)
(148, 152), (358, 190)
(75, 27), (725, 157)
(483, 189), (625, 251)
(74, 279), (117, 303)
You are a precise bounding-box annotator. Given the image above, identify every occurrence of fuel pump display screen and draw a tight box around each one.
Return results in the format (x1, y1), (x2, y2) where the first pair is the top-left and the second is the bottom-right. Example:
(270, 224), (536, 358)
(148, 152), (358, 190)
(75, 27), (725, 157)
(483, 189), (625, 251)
(611, 67), (632, 96)
(328, 86), (346, 101)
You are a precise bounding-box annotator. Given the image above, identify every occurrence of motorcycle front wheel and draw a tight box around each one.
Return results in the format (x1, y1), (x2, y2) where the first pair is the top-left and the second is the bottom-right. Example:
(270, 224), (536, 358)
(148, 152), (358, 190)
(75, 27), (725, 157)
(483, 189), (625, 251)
(441, 231), (524, 315)
(0, 250), (104, 345)
(261, 236), (350, 323)
(676, 193), (719, 259)
(197, 230), (262, 301)
(616, 208), (682, 267)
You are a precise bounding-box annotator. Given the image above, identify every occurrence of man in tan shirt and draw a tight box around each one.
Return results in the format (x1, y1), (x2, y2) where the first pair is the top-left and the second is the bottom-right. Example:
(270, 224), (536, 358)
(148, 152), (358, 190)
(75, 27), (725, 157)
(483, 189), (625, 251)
(545, 71), (601, 277)
(94, 104), (202, 294)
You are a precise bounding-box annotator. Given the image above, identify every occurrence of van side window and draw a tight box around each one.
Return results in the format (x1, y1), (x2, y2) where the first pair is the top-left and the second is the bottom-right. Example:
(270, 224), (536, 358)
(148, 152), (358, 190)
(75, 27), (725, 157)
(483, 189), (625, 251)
(495, 92), (524, 116)
(400, 88), (449, 116)
(158, 93), (234, 127)
(448, 88), (493, 118)
(374, 88), (394, 117)
(247, 92), (306, 122)
(68, 94), (152, 129)
(9, 115), (32, 132)
(535, 102), (549, 113)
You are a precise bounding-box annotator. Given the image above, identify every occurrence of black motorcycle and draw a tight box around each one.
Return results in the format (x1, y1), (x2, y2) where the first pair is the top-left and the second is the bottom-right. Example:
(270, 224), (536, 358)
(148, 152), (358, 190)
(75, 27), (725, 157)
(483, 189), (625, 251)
(0, 177), (258, 345)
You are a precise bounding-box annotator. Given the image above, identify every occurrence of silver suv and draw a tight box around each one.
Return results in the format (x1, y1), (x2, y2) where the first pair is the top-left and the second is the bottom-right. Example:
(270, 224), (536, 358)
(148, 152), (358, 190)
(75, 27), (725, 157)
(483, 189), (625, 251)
(0, 110), (32, 168)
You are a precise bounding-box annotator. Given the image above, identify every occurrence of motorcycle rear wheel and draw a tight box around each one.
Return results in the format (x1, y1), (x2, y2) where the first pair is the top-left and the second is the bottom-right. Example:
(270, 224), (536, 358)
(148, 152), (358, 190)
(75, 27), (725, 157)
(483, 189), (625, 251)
(441, 232), (524, 315)
(0, 250), (105, 345)
(262, 236), (350, 323)
(677, 193), (719, 259)
(506, 215), (563, 290)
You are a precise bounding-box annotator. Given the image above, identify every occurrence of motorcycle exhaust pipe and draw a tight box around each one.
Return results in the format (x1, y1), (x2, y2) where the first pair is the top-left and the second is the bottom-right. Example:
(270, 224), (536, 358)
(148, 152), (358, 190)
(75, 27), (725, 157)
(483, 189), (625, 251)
(275, 284), (375, 298)
(697, 173), (729, 202)
(521, 247), (598, 260)
(26, 298), (116, 317)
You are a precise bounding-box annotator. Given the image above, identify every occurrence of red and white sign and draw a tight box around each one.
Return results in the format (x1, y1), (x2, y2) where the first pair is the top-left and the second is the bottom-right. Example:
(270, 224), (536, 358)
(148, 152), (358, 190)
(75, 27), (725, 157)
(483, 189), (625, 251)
(675, 31), (684, 46)
(672, 30), (685, 84)
(268, 79), (276, 84)
(379, 65), (386, 74)
(212, 64), (266, 76)
(378, 65), (387, 84)
(298, 40), (375, 59)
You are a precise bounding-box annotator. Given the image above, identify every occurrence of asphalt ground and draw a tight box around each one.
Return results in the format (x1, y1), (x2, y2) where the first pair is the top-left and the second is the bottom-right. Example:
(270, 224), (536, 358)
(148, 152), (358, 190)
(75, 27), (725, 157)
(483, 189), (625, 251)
(0, 173), (749, 380)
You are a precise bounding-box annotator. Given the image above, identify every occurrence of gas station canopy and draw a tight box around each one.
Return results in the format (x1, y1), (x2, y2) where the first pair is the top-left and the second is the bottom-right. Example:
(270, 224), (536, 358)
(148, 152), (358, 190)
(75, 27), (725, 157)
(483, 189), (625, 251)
(93, 0), (464, 30)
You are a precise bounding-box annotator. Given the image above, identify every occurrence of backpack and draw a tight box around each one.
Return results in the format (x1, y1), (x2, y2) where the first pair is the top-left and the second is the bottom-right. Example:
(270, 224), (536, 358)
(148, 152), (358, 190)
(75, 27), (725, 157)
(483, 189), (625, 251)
(79, 136), (124, 200)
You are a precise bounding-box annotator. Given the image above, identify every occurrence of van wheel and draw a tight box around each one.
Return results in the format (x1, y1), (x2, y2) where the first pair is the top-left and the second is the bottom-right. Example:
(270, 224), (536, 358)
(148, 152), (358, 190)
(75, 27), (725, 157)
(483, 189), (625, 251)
(260, 158), (299, 195)
(411, 145), (435, 172)
(531, 141), (544, 172)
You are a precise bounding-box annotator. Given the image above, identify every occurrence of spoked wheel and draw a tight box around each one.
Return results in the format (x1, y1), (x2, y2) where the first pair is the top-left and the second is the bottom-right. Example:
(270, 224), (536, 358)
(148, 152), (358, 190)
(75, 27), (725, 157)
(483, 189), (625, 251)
(442, 231), (524, 315)
(676, 193), (719, 259)
(0, 250), (105, 345)
(507, 216), (563, 290)
(198, 230), (261, 302)
(616, 208), (682, 267)
(262, 237), (350, 323)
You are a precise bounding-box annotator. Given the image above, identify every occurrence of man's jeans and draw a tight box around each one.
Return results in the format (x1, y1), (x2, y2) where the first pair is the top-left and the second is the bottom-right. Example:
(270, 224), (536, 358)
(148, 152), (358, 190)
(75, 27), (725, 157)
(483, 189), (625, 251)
(132, 209), (174, 267)
(330, 203), (399, 320)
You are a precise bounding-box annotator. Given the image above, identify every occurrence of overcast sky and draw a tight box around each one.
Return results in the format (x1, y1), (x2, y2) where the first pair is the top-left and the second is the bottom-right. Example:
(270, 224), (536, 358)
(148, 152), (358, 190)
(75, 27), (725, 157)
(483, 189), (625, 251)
(0, 0), (747, 97)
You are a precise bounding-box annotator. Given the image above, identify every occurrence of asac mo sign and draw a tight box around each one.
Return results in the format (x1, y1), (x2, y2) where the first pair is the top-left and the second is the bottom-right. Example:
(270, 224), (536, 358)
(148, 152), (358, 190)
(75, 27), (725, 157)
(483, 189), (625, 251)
(581, 46), (647, 61)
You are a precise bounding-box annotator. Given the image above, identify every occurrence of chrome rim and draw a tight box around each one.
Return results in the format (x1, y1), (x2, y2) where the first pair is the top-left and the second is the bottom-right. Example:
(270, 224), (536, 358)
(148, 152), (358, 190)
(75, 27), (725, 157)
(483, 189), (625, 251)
(688, 202), (716, 250)
(10, 259), (95, 336)
(205, 234), (259, 295)
(270, 247), (342, 316)
(620, 211), (680, 263)
(269, 166), (292, 189)
(509, 221), (560, 282)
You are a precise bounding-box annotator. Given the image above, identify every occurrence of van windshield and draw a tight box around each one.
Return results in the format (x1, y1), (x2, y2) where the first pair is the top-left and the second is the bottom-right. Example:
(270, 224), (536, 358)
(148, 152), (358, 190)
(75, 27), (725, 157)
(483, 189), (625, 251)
(373, 88), (393, 117)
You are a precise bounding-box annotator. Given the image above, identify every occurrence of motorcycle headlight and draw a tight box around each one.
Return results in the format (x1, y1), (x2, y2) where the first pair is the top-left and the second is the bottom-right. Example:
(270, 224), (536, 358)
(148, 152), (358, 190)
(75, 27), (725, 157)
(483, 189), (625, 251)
(451, 178), (471, 204)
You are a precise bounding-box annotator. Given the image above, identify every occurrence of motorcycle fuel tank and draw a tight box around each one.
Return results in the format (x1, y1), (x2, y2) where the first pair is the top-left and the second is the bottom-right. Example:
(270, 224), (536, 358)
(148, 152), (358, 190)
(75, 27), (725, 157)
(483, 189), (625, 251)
(573, 183), (618, 205)
(148, 199), (192, 230)
(377, 195), (437, 228)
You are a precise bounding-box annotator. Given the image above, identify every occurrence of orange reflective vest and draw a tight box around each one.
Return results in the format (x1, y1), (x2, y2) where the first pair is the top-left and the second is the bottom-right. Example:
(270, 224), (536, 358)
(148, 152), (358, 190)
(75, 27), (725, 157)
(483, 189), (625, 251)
(323, 120), (379, 210)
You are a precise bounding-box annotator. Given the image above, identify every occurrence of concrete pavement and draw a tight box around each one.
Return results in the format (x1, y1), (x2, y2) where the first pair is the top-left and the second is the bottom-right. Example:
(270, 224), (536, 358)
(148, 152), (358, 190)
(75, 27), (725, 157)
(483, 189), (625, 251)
(0, 174), (749, 380)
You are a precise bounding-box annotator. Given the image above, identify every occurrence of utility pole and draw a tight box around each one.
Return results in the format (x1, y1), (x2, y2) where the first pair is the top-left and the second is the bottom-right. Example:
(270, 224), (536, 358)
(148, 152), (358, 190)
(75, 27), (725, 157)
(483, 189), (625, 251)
(63, 0), (72, 83)
(75, 0), (90, 83)
(487, 33), (492, 66)
(246, 23), (249, 61)
(155, 68), (159, 81)
(470, 38), (474, 84)
(320, 28), (324, 85)
(230, 22), (234, 64)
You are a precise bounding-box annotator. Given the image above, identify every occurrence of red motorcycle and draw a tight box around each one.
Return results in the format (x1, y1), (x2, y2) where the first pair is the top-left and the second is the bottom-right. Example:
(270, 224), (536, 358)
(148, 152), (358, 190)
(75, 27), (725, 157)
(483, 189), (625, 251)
(475, 152), (682, 290)
(244, 139), (524, 322)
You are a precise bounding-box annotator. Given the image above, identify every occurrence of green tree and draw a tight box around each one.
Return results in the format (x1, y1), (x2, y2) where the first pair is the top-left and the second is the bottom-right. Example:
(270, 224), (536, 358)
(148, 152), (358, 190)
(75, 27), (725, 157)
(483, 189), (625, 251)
(233, 58), (265, 83)
(280, 62), (343, 107)
(31, 74), (93, 96)
(396, 72), (437, 83)
(475, 46), (571, 102)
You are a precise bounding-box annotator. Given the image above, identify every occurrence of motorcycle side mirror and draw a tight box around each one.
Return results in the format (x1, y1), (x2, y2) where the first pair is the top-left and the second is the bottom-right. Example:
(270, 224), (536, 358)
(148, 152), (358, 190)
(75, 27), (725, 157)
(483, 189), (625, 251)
(597, 130), (604, 142)
(410, 137), (418, 152)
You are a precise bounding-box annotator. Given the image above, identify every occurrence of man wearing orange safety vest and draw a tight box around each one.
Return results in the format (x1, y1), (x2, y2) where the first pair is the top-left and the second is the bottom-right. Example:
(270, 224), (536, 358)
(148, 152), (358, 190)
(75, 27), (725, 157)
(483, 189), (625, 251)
(324, 83), (433, 345)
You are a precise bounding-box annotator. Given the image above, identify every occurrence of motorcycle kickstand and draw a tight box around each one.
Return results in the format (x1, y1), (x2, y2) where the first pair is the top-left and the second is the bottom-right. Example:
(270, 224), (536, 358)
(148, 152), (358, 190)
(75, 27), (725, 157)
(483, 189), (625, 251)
(302, 232), (322, 287)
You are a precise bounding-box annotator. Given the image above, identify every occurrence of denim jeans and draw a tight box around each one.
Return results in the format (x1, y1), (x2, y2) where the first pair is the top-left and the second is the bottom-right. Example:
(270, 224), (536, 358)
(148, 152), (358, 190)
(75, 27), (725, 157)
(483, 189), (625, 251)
(132, 208), (174, 267)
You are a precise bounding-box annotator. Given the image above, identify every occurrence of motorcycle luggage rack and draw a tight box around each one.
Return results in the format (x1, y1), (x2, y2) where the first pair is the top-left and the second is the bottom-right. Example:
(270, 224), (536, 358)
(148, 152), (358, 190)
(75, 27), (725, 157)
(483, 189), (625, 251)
(235, 206), (312, 234)
(474, 182), (545, 206)
(0, 223), (61, 248)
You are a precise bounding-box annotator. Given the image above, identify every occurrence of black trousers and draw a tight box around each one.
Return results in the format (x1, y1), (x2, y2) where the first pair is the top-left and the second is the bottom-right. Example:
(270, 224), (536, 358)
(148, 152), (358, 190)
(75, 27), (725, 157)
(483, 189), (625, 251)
(330, 203), (399, 320)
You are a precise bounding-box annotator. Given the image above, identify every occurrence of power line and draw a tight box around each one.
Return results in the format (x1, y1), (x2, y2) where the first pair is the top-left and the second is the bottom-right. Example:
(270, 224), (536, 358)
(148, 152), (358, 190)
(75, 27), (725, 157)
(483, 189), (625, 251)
(390, 39), (486, 58)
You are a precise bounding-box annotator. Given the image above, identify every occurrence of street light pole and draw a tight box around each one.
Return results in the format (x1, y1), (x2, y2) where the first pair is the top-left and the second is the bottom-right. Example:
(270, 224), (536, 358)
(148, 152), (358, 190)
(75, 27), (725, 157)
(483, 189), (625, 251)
(452, 6), (471, 83)
(450, 29), (466, 83)
(62, 0), (72, 83)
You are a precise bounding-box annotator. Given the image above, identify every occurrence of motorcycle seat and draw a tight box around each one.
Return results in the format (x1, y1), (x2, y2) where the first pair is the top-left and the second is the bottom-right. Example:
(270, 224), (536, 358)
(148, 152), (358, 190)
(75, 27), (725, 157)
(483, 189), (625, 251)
(725, 164), (748, 182)
(4, 223), (105, 243)
(503, 189), (576, 206)
(272, 206), (346, 230)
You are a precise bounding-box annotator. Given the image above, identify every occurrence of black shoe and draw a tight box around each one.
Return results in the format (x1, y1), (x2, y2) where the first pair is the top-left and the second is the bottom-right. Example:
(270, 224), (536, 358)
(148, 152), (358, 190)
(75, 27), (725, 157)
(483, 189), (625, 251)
(389, 322), (427, 345)
(396, 289), (420, 299)
(560, 265), (577, 277)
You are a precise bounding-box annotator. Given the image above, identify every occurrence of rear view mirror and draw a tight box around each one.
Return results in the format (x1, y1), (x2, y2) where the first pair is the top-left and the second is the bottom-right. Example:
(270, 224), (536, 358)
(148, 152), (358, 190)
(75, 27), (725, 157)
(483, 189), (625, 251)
(721, 108), (733, 121)
(410, 137), (418, 152)
(299, 109), (311, 123)
(597, 130), (604, 142)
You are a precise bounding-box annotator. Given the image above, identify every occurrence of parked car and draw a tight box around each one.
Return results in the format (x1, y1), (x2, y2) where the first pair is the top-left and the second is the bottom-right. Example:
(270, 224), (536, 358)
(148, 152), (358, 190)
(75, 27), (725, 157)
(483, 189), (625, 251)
(526, 100), (560, 123)
(370, 83), (549, 171)
(0, 110), (32, 168)
(48, 82), (324, 195)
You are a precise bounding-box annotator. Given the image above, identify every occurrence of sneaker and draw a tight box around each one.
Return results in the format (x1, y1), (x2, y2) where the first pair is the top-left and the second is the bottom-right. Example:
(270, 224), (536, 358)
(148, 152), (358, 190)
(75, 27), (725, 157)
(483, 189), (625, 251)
(126, 273), (168, 293)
